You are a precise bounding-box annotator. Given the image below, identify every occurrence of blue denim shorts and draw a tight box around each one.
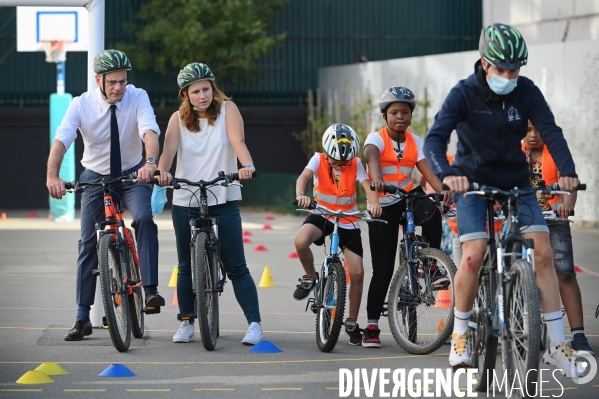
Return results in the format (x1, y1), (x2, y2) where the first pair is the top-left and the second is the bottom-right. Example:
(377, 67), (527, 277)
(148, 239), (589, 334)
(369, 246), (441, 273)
(455, 189), (549, 243)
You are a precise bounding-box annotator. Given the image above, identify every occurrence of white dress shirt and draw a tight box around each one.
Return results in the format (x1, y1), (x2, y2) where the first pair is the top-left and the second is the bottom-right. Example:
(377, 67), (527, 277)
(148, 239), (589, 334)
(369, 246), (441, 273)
(55, 85), (160, 175)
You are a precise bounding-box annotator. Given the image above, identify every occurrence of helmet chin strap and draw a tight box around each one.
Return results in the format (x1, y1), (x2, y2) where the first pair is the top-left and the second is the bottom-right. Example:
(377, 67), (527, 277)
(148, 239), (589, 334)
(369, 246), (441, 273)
(100, 75), (117, 104)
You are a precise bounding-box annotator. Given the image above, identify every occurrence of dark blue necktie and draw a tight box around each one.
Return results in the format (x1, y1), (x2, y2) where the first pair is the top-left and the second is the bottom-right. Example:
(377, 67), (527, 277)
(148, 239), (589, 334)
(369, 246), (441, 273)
(110, 104), (123, 202)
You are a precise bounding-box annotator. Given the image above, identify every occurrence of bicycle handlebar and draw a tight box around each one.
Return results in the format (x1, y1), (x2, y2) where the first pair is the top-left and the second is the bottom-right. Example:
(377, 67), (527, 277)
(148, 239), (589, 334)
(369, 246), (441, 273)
(151, 171), (258, 188)
(369, 184), (444, 202)
(463, 181), (586, 198)
(65, 172), (140, 192)
(292, 200), (387, 223)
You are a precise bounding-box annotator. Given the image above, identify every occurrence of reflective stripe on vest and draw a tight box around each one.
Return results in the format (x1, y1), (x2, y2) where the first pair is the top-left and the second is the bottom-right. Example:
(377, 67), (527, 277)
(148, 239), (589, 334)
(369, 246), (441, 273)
(370, 128), (417, 196)
(313, 153), (359, 223)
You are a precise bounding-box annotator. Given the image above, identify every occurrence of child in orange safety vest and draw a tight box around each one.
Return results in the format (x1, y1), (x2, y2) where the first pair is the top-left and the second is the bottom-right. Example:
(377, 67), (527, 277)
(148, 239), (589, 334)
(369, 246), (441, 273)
(293, 124), (382, 346)
(523, 120), (594, 355)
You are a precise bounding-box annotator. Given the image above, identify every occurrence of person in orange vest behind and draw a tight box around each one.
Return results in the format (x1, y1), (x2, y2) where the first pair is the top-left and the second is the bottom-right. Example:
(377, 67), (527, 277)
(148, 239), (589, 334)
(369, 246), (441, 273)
(294, 124), (382, 346)
(523, 120), (594, 355)
(364, 86), (452, 348)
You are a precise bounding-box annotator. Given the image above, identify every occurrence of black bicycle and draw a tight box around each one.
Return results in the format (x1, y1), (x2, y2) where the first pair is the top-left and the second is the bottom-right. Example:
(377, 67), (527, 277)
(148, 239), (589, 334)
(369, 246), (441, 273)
(377, 184), (457, 355)
(65, 173), (145, 352)
(466, 181), (585, 394)
(152, 171), (253, 351)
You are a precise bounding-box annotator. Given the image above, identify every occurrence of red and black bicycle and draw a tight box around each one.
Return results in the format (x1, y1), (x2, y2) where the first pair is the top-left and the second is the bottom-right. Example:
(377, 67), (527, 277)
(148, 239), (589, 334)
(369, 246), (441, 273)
(66, 173), (146, 352)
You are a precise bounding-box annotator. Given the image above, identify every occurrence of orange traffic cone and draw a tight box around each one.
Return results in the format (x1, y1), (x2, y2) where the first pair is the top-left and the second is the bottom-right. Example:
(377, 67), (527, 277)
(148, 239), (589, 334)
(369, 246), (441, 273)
(170, 290), (178, 306)
(343, 259), (351, 285)
(1, 212), (7, 220)
(435, 288), (452, 308)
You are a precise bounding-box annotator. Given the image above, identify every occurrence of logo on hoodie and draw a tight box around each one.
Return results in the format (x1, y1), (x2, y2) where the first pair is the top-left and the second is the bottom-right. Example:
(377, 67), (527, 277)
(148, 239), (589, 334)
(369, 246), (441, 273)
(508, 106), (521, 122)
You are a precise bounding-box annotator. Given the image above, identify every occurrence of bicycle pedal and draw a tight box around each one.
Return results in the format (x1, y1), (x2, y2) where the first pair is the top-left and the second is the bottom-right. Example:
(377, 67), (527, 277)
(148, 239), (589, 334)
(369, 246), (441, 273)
(345, 319), (358, 332)
(143, 305), (161, 315)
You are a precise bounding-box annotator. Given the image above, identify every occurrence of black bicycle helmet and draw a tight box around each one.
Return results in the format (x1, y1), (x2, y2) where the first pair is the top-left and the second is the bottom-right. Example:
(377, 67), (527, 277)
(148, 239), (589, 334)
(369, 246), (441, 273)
(177, 63), (215, 89)
(479, 23), (528, 69)
(378, 86), (416, 112)
(93, 49), (132, 74)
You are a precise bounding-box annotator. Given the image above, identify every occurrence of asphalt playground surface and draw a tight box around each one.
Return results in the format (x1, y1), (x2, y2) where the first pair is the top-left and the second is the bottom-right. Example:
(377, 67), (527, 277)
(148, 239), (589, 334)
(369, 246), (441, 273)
(1, 209), (598, 398)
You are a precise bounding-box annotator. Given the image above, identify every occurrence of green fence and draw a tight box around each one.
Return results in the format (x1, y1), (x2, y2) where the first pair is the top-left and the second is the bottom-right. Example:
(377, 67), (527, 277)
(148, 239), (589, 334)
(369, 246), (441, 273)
(239, 172), (310, 214)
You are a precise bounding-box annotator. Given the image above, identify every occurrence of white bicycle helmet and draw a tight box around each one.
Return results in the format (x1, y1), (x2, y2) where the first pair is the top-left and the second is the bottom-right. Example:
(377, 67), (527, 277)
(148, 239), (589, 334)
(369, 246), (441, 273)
(321, 124), (360, 161)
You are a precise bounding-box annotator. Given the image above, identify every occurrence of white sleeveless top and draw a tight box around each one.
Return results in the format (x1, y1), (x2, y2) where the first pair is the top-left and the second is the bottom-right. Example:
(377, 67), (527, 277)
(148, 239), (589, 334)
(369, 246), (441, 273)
(172, 101), (242, 207)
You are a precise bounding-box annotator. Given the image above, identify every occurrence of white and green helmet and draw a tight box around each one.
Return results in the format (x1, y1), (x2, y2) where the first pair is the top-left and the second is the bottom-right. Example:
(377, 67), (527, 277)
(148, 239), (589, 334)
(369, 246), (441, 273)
(177, 63), (215, 89)
(93, 49), (132, 74)
(479, 23), (528, 69)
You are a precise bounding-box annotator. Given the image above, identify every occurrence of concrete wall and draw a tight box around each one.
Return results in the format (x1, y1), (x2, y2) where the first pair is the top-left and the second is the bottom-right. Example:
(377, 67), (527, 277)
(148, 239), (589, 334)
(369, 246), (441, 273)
(483, 0), (599, 45)
(318, 40), (599, 225)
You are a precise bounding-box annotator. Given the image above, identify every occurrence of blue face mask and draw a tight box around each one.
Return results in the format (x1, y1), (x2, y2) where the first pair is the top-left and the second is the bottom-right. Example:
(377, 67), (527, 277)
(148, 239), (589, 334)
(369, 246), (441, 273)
(487, 73), (518, 95)
(151, 185), (167, 215)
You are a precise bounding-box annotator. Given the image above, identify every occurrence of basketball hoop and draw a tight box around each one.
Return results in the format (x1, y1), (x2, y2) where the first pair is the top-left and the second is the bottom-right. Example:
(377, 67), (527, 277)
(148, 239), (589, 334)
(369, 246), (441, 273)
(42, 40), (69, 63)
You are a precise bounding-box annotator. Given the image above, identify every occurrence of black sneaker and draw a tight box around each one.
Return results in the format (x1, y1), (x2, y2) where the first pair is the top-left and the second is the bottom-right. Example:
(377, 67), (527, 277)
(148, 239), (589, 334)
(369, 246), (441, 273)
(571, 333), (595, 355)
(144, 290), (165, 314)
(362, 324), (381, 348)
(293, 274), (316, 301)
(345, 318), (362, 346)
(64, 318), (92, 341)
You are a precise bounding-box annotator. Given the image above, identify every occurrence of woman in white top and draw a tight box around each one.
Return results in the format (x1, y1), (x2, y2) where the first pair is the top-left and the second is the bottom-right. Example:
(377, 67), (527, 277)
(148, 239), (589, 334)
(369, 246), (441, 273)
(157, 63), (262, 345)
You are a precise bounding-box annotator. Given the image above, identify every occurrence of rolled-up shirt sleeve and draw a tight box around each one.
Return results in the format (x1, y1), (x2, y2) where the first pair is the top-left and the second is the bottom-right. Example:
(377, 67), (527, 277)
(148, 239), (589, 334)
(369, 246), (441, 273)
(134, 89), (160, 140)
(54, 97), (81, 150)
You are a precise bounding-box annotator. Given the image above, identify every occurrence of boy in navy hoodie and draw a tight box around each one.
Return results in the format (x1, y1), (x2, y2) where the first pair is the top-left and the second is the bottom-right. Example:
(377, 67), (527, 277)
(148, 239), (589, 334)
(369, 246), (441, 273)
(424, 23), (583, 378)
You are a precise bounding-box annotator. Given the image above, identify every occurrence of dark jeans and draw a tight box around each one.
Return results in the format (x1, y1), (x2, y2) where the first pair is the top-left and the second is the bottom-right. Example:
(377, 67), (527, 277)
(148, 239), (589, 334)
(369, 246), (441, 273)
(77, 162), (158, 306)
(172, 202), (261, 324)
(366, 192), (442, 320)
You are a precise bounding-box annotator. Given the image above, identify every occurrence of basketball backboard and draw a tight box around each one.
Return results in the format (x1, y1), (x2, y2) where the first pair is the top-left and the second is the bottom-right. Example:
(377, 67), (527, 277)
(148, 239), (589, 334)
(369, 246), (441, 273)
(17, 6), (89, 52)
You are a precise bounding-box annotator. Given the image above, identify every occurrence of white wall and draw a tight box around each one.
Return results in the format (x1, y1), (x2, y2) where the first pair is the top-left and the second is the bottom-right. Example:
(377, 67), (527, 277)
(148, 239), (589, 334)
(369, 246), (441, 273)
(318, 39), (599, 224)
(483, 0), (599, 44)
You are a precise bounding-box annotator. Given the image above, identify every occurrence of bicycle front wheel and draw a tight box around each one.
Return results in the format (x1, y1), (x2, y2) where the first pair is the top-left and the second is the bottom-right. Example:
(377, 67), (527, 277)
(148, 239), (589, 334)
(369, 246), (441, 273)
(470, 263), (498, 392)
(98, 234), (131, 352)
(504, 259), (541, 397)
(388, 247), (456, 355)
(194, 232), (219, 351)
(316, 261), (346, 352)
(126, 229), (144, 339)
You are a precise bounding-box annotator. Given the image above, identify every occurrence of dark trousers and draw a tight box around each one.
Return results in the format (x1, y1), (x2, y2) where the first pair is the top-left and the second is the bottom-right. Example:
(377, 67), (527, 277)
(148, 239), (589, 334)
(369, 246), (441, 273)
(172, 202), (261, 324)
(76, 163), (158, 306)
(366, 193), (442, 320)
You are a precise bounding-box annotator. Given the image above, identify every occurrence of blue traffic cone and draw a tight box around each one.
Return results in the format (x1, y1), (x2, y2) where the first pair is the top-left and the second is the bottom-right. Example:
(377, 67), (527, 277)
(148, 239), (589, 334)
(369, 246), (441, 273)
(249, 341), (282, 353)
(99, 364), (136, 377)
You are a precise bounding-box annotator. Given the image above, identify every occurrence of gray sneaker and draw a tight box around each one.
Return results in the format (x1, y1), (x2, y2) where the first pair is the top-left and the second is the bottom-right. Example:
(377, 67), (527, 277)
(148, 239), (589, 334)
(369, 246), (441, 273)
(293, 275), (316, 301)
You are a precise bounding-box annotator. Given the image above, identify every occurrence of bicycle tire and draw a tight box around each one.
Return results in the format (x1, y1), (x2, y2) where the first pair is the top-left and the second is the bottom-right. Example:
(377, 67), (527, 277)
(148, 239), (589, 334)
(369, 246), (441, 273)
(388, 247), (456, 355)
(470, 263), (498, 392)
(540, 321), (547, 351)
(315, 261), (346, 352)
(504, 259), (541, 397)
(98, 234), (131, 352)
(194, 232), (219, 351)
(126, 229), (144, 339)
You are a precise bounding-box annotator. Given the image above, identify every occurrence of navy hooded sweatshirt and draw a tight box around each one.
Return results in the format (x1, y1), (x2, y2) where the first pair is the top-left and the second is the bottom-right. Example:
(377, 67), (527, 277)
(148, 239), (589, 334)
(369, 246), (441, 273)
(424, 60), (577, 190)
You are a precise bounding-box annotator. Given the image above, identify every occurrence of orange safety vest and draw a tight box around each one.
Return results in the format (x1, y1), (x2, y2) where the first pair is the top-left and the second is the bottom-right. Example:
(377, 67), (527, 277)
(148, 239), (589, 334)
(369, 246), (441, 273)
(371, 128), (418, 197)
(521, 143), (561, 206)
(423, 154), (454, 193)
(313, 153), (359, 223)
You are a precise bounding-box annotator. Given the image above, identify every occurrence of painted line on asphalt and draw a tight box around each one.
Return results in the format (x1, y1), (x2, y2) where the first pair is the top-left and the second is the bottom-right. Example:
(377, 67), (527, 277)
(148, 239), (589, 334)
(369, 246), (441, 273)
(261, 387), (302, 391)
(64, 389), (107, 392)
(126, 389), (171, 392)
(1, 389), (43, 392)
(193, 388), (236, 391)
(0, 353), (451, 366)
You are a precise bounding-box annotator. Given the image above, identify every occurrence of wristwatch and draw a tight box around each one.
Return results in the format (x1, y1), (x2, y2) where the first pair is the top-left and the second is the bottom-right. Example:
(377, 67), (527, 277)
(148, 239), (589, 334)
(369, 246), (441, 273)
(146, 157), (157, 164)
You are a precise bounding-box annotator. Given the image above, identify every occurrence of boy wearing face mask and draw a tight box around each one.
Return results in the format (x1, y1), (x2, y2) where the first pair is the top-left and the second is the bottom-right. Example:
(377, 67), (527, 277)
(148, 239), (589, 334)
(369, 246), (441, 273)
(424, 23), (582, 377)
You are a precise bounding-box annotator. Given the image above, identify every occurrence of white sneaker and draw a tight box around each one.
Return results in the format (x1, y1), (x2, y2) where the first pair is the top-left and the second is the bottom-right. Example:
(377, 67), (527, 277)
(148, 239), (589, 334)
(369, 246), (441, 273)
(542, 341), (584, 378)
(242, 322), (263, 346)
(173, 321), (195, 343)
(449, 332), (471, 367)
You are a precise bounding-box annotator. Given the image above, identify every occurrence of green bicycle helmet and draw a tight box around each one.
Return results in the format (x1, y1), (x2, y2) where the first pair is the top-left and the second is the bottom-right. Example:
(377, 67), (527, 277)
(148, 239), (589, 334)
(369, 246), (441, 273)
(93, 49), (132, 75)
(177, 63), (215, 89)
(479, 23), (528, 70)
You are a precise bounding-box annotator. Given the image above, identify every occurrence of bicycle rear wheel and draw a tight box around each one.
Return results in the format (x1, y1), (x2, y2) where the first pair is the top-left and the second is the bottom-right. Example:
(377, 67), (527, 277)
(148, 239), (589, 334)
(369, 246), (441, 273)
(470, 262), (498, 392)
(388, 247), (456, 354)
(126, 229), (144, 339)
(315, 261), (346, 352)
(194, 232), (219, 351)
(504, 259), (540, 397)
(98, 234), (131, 352)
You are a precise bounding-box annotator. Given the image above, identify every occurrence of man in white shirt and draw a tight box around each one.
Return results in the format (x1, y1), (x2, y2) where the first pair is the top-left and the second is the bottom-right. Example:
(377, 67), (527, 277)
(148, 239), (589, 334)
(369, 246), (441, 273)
(46, 49), (164, 341)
